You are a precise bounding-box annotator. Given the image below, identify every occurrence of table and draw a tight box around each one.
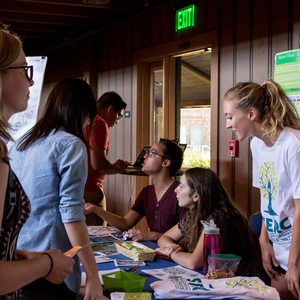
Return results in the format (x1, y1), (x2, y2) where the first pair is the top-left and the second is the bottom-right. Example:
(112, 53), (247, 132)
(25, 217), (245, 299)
(80, 240), (203, 299)
(81, 228), (282, 300)
(89, 240), (247, 300)
(100, 241), (191, 293)
(120, 167), (188, 176)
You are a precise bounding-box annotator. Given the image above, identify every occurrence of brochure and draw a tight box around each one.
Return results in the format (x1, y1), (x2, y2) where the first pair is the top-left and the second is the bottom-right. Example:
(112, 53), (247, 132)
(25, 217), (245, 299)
(110, 292), (151, 300)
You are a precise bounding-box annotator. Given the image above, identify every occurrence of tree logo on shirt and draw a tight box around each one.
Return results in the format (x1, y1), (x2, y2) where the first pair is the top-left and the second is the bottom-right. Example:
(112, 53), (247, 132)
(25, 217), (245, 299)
(258, 161), (278, 216)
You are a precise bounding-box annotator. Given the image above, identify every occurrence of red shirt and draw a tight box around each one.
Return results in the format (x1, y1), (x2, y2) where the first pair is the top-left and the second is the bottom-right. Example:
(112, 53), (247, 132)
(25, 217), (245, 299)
(84, 115), (109, 191)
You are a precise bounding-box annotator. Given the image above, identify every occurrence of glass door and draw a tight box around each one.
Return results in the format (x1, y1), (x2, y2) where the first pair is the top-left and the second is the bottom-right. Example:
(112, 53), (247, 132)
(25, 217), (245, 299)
(175, 49), (212, 168)
(150, 62), (163, 144)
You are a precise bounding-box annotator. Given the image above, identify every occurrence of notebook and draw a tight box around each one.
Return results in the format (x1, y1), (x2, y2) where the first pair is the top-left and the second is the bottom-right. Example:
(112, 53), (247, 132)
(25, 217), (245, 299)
(127, 146), (151, 170)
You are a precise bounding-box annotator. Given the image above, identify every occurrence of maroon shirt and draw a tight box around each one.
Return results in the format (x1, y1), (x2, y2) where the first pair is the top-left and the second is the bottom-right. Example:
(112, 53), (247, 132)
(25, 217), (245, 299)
(131, 181), (188, 234)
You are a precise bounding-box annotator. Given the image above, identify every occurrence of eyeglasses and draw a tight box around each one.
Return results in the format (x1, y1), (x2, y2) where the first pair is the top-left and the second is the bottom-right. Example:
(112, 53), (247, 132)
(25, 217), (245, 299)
(145, 149), (168, 159)
(5, 65), (33, 81)
(117, 112), (123, 120)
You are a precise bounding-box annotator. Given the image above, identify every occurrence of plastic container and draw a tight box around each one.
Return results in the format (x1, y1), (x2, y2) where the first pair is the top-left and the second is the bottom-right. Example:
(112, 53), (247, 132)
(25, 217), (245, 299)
(102, 270), (146, 292)
(201, 219), (220, 275)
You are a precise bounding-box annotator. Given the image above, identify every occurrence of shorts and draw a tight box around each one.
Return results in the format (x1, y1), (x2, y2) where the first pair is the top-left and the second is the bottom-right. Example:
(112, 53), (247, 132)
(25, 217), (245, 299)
(272, 263), (286, 275)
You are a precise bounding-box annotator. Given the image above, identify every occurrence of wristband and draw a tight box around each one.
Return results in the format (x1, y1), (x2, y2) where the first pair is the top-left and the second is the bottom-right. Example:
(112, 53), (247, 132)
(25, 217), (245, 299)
(42, 253), (53, 277)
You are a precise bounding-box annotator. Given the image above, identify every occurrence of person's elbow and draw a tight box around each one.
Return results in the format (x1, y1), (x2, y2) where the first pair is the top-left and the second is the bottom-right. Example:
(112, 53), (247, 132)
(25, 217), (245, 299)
(187, 260), (202, 270)
(157, 235), (166, 246)
(91, 162), (106, 173)
(182, 257), (202, 270)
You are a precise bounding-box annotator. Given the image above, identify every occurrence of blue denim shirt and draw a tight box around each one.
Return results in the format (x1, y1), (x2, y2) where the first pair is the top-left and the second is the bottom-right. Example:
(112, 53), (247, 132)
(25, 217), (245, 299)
(9, 129), (87, 293)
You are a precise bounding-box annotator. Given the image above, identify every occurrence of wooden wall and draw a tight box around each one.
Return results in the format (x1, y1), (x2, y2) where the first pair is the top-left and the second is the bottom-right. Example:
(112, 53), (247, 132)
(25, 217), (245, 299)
(41, 0), (300, 219)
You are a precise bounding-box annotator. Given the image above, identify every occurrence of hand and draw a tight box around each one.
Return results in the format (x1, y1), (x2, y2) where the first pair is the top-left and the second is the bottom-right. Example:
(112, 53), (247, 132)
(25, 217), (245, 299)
(83, 274), (103, 300)
(155, 245), (183, 258)
(285, 264), (300, 299)
(260, 241), (280, 279)
(44, 249), (74, 284)
(113, 159), (131, 172)
(128, 228), (147, 241)
(84, 203), (96, 215)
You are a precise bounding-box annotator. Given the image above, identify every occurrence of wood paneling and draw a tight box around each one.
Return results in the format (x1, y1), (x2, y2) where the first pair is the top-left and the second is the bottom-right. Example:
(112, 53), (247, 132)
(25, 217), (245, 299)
(42, 0), (299, 221)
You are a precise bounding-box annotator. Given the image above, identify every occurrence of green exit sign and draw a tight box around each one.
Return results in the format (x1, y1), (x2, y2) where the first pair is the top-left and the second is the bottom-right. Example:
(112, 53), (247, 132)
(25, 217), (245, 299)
(175, 4), (195, 31)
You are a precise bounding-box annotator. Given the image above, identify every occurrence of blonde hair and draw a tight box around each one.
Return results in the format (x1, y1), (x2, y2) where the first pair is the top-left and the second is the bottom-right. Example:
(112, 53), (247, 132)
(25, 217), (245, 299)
(224, 79), (300, 142)
(0, 22), (23, 157)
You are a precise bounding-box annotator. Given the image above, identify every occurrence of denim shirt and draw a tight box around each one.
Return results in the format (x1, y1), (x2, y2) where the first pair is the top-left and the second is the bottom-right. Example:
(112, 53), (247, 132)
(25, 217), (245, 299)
(9, 129), (87, 293)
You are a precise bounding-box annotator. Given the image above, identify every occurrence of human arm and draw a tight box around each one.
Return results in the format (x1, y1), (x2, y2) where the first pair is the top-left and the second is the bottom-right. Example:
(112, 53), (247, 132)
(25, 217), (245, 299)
(285, 200), (300, 299)
(127, 228), (163, 242)
(90, 145), (130, 174)
(157, 226), (204, 270)
(259, 219), (279, 279)
(0, 161), (74, 295)
(156, 225), (184, 259)
(84, 203), (142, 232)
(58, 140), (102, 299)
(0, 249), (74, 295)
(64, 221), (102, 300)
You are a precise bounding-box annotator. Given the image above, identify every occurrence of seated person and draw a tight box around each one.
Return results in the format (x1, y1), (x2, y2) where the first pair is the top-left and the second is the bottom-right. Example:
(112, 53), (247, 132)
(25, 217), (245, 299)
(84, 138), (189, 241)
(156, 167), (263, 278)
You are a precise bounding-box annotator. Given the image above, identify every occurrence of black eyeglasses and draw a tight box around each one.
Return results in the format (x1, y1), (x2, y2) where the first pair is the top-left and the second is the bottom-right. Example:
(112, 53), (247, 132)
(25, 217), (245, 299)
(117, 112), (123, 120)
(5, 65), (33, 81)
(145, 149), (168, 159)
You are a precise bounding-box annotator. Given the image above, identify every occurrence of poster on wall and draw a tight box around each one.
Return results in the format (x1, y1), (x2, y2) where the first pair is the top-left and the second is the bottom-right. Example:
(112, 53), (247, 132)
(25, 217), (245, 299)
(8, 56), (47, 141)
(274, 49), (300, 114)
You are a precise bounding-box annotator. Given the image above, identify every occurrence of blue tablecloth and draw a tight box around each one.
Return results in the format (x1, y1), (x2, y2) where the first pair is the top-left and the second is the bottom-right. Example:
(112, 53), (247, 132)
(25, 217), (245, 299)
(90, 240), (242, 299)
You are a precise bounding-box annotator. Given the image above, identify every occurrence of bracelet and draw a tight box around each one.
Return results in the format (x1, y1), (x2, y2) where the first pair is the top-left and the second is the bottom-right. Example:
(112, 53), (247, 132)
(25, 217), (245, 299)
(42, 253), (53, 277)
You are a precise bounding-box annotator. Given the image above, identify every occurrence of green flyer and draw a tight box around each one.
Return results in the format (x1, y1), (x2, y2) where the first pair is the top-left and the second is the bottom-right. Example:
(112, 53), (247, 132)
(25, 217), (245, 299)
(274, 49), (300, 114)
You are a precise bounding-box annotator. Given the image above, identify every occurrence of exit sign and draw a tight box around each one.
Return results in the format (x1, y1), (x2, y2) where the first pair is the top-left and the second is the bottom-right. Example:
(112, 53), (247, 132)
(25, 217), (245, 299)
(175, 4), (195, 31)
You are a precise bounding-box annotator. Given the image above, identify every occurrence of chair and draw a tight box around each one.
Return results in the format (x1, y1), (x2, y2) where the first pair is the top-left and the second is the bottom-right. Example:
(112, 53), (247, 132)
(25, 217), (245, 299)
(249, 211), (262, 238)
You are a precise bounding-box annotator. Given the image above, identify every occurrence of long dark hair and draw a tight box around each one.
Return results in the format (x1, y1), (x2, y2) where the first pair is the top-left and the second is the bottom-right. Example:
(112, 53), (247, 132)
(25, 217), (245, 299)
(183, 167), (255, 252)
(17, 78), (97, 150)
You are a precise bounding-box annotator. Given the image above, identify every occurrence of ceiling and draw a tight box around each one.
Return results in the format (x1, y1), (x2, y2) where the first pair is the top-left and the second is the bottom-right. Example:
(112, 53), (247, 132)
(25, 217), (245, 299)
(1, 0), (211, 105)
(1, 0), (171, 55)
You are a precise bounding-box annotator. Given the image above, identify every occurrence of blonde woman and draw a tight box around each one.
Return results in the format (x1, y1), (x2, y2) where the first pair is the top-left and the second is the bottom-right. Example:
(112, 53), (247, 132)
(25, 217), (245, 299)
(0, 23), (74, 299)
(224, 79), (300, 300)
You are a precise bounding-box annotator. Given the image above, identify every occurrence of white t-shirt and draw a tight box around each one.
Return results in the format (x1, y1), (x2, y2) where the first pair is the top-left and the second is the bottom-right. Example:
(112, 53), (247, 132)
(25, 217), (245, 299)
(251, 127), (300, 270)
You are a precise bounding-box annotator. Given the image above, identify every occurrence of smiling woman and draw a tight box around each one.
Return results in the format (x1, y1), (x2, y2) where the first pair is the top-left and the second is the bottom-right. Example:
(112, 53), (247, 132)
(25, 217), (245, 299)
(223, 80), (300, 300)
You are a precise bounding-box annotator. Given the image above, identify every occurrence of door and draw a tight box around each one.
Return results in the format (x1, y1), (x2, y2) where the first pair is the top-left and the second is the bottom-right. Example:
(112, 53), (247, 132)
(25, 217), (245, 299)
(134, 31), (218, 174)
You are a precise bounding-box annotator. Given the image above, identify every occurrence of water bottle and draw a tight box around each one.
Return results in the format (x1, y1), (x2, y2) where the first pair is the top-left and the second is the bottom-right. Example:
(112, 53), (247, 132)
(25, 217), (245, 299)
(201, 219), (220, 275)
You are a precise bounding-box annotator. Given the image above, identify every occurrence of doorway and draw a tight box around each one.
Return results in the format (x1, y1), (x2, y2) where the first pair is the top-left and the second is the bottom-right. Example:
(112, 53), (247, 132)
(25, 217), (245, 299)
(134, 31), (218, 176)
(133, 31), (218, 230)
(148, 48), (212, 168)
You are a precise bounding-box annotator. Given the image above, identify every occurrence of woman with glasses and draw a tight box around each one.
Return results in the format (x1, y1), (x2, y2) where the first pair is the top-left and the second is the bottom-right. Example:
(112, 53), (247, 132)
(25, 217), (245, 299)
(0, 22), (74, 299)
(84, 138), (189, 241)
